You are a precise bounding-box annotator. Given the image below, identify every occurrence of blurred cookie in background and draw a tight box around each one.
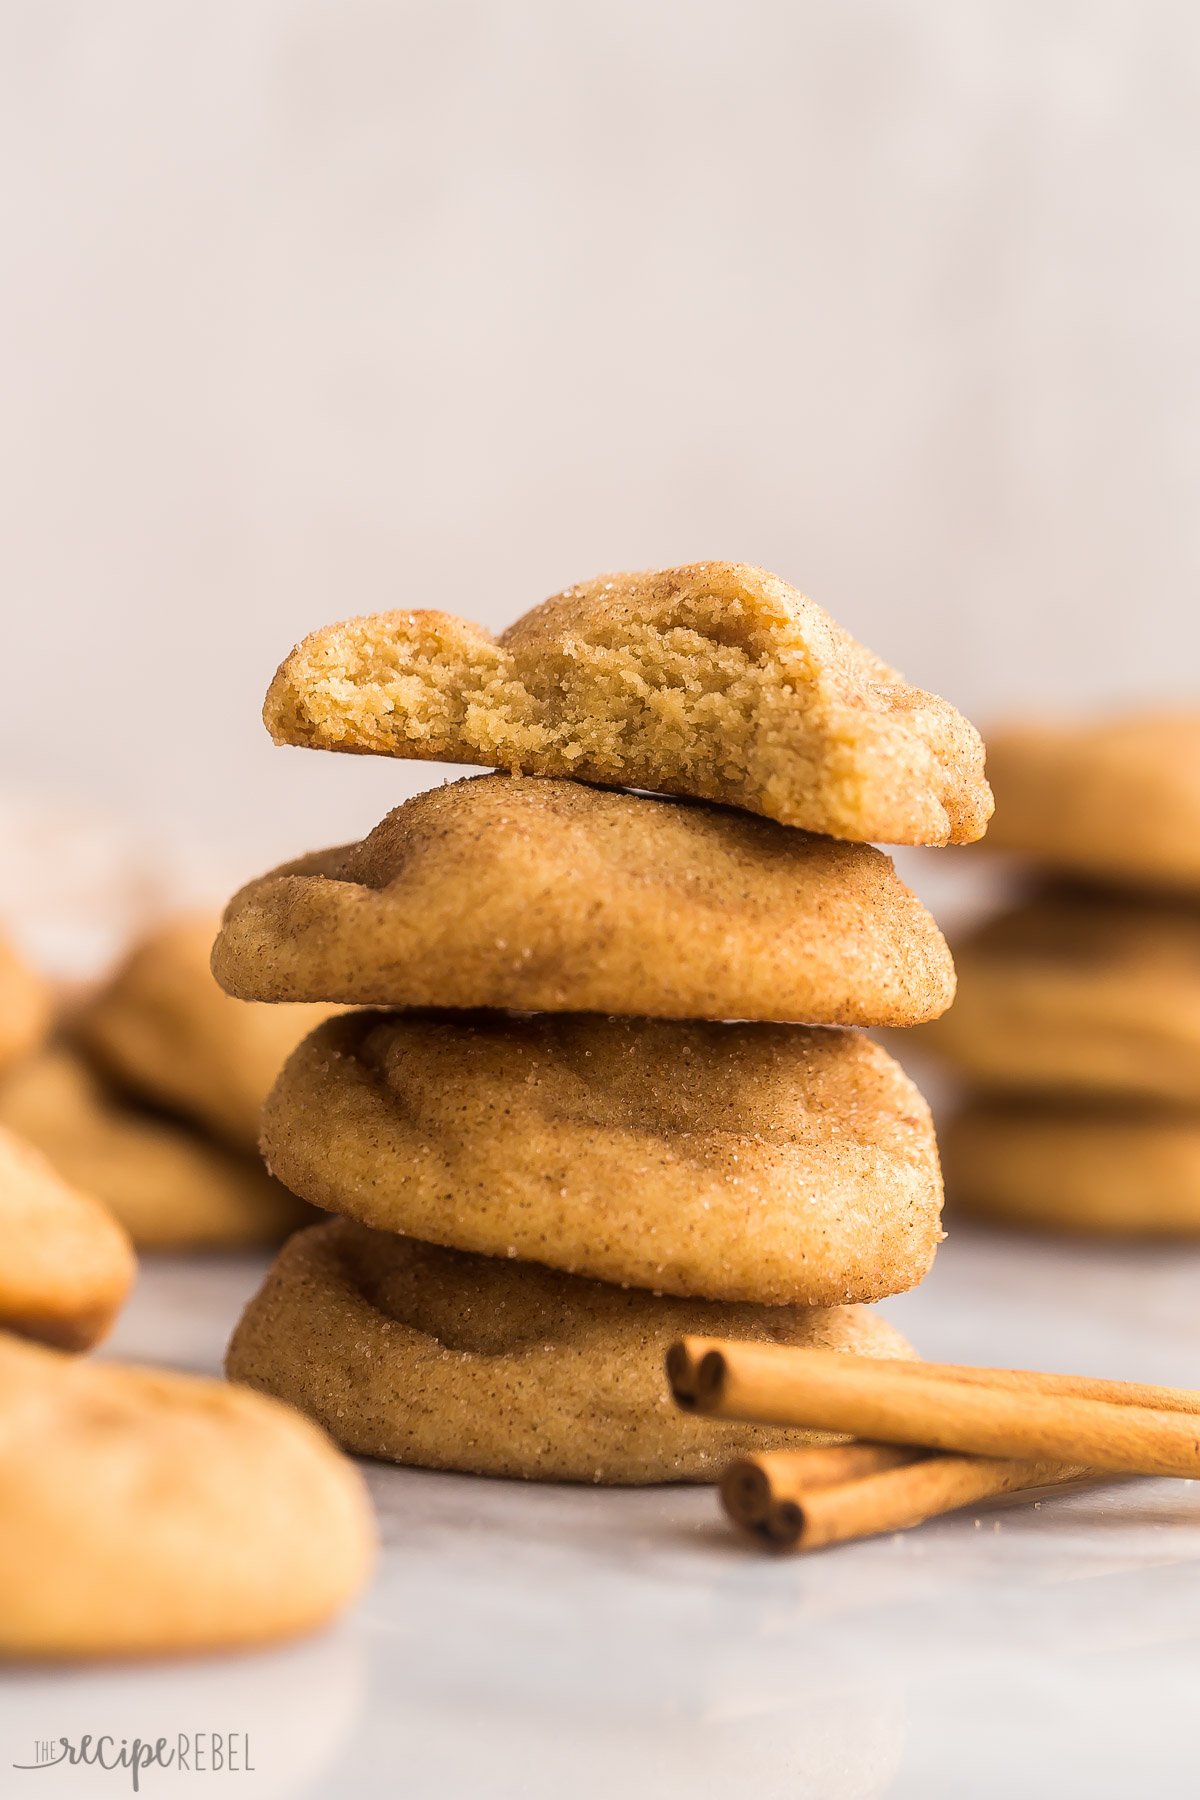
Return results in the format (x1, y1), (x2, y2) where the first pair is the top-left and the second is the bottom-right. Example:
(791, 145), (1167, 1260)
(0, 1332), (375, 1658)
(0, 1048), (310, 1250)
(985, 713), (1200, 895)
(916, 888), (1200, 1106)
(0, 929), (52, 1076)
(941, 1099), (1200, 1237)
(75, 915), (336, 1154)
(913, 704), (1200, 1239)
(0, 1121), (135, 1349)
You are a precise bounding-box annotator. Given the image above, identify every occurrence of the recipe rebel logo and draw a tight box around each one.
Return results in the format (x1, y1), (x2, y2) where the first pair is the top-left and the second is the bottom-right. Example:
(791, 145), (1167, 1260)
(12, 1734), (255, 1790)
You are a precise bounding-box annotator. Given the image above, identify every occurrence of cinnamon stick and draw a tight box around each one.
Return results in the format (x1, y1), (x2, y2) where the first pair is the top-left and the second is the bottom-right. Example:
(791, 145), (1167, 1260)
(721, 1448), (1088, 1552)
(666, 1341), (1200, 1417)
(666, 1339), (1200, 1479)
(840, 1354), (1200, 1416)
(720, 1441), (923, 1533)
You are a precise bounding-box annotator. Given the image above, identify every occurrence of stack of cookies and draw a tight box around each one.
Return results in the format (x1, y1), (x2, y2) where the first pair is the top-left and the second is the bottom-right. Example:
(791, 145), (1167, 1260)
(218, 562), (992, 1482)
(918, 713), (1200, 1235)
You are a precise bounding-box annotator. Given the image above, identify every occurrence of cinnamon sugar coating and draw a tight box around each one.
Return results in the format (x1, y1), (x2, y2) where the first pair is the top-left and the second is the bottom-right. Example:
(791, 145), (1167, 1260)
(226, 1218), (912, 1484)
(262, 1011), (944, 1307)
(213, 775), (955, 1026)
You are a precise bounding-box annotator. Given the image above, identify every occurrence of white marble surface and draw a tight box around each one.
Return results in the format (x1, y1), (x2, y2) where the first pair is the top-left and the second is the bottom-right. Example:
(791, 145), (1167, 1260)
(6, 1229), (1200, 1799)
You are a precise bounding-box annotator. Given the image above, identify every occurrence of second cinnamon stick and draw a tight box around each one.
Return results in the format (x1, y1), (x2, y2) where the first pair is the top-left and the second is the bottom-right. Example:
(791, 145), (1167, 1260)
(721, 1448), (1088, 1552)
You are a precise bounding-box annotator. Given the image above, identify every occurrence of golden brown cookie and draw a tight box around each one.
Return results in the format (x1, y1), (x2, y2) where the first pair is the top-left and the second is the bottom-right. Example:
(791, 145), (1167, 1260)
(213, 775), (955, 1025)
(0, 1331), (375, 1657)
(263, 563), (992, 846)
(227, 1218), (912, 1483)
(0, 929), (51, 1076)
(76, 914), (335, 1152)
(0, 1123), (134, 1350)
(0, 1048), (308, 1249)
(942, 1100), (1200, 1236)
(262, 1011), (944, 1306)
(985, 713), (1200, 892)
(916, 891), (1200, 1104)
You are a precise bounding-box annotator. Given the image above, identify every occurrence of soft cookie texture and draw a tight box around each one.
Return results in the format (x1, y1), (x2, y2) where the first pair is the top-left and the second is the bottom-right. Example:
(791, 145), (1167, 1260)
(0, 1331), (375, 1657)
(916, 890), (1200, 1105)
(213, 775), (955, 1025)
(262, 563), (992, 845)
(77, 914), (334, 1152)
(985, 713), (1200, 893)
(226, 1219), (913, 1484)
(942, 1101), (1200, 1236)
(0, 930), (51, 1076)
(0, 1049), (309, 1249)
(262, 1011), (944, 1306)
(0, 1123), (135, 1350)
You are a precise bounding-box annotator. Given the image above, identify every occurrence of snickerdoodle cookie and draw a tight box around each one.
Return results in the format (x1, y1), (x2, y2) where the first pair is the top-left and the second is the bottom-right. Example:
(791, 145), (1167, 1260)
(262, 1012), (943, 1306)
(213, 776), (955, 1025)
(942, 1101), (1200, 1236)
(0, 1123), (134, 1349)
(916, 890), (1200, 1105)
(985, 713), (1200, 892)
(76, 915), (334, 1152)
(262, 563), (992, 846)
(0, 1331), (374, 1657)
(226, 1219), (912, 1483)
(0, 929), (51, 1075)
(0, 1049), (308, 1248)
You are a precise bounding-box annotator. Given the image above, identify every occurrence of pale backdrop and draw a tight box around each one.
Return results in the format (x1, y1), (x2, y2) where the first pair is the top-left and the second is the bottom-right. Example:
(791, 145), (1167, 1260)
(2, 1), (1197, 901)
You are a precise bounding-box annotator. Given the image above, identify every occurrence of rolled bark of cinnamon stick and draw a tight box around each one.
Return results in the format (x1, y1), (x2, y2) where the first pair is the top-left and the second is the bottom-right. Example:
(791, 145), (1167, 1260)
(840, 1355), (1200, 1415)
(666, 1341), (1200, 1417)
(720, 1441), (924, 1531)
(721, 1448), (1089, 1552)
(667, 1339), (1200, 1479)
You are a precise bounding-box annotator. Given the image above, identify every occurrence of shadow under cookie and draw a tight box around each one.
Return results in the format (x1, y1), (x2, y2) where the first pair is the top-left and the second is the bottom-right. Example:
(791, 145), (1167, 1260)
(261, 1010), (945, 1307)
(225, 1218), (913, 1485)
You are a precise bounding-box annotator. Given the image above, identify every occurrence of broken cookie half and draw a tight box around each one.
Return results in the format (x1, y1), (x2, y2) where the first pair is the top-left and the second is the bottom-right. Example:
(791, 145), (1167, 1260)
(263, 562), (993, 846)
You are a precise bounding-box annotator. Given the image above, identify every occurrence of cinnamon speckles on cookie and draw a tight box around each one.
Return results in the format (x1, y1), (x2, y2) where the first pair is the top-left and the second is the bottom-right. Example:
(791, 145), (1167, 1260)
(226, 1219), (913, 1484)
(261, 1010), (944, 1307)
(213, 775), (955, 1026)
